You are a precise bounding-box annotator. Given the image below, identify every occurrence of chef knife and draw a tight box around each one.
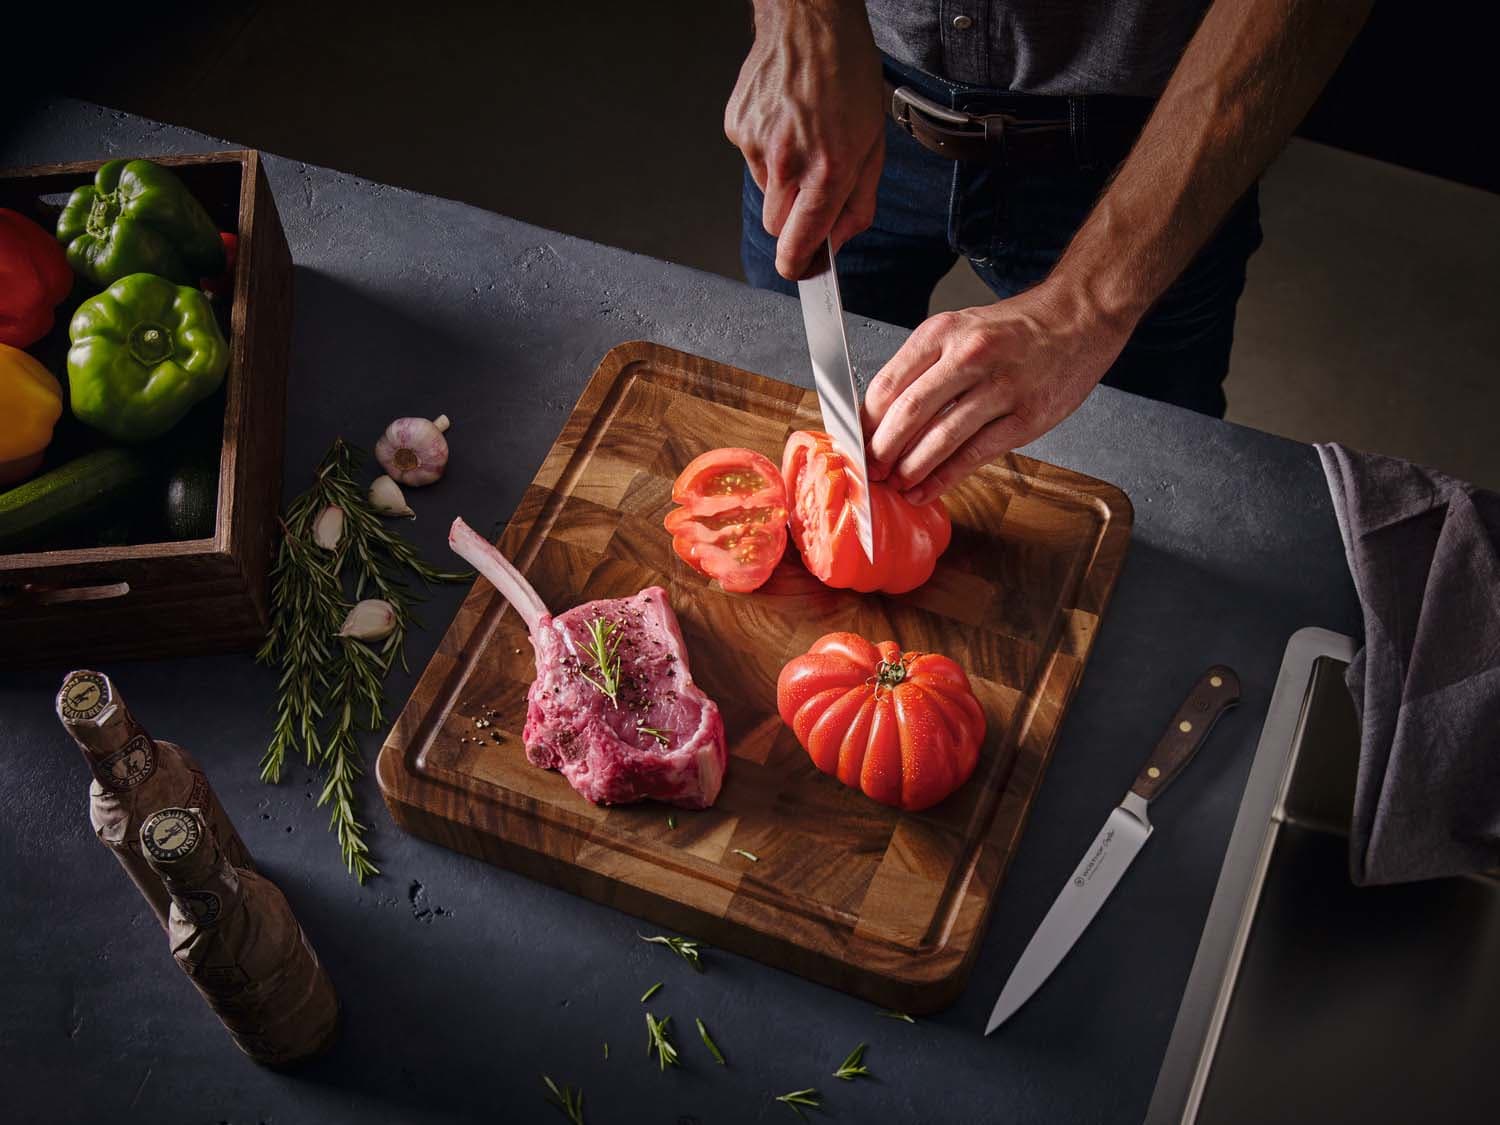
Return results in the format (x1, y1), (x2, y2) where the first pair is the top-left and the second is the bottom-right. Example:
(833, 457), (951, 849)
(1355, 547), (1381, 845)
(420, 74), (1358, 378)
(984, 665), (1241, 1034)
(797, 237), (875, 563)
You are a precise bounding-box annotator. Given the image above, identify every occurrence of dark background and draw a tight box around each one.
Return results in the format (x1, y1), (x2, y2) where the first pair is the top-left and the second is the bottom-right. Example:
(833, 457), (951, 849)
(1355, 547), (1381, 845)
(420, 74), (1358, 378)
(5, 1), (1495, 197)
(6, 1), (1496, 490)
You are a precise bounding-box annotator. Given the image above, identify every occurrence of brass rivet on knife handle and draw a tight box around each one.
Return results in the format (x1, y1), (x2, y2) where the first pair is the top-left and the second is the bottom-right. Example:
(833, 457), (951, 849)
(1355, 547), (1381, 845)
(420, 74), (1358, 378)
(1129, 665), (1241, 803)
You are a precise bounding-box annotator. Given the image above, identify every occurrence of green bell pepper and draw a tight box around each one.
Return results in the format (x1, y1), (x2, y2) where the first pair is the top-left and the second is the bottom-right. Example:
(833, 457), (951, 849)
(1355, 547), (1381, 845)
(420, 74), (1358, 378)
(67, 273), (229, 443)
(56, 159), (226, 288)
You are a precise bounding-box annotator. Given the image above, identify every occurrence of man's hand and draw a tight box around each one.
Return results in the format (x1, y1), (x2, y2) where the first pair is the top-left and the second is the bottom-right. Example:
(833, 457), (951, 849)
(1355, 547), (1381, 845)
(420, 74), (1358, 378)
(725, 0), (885, 280)
(863, 283), (1134, 505)
(864, 0), (1369, 501)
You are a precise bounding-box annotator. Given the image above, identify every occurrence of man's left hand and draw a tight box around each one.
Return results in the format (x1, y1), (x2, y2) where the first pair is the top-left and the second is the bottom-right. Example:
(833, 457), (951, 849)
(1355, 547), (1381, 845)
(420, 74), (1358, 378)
(862, 281), (1133, 505)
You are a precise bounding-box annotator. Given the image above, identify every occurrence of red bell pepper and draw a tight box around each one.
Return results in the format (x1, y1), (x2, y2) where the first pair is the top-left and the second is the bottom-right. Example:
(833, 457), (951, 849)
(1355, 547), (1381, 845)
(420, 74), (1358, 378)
(0, 208), (72, 348)
(200, 231), (238, 299)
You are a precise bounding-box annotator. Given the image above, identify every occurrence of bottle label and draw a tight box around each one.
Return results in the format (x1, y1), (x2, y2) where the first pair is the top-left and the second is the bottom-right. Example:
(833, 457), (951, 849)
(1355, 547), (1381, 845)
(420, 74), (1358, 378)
(195, 962), (251, 997)
(186, 769), (210, 812)
(173, 890), (223, 927)
(142, 808), (200, 859)
(59, 672), (108, 722)
(98, 734), (156, 791)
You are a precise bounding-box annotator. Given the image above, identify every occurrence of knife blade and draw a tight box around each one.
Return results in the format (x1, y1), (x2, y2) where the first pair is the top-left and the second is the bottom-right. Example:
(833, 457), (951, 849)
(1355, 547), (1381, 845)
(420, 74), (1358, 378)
(984, 665), (1242, 1034)
(797, 237), (875, 564)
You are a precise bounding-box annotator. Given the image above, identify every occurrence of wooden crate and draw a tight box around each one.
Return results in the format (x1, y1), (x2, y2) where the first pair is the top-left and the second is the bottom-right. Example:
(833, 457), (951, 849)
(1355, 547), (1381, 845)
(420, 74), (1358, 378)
(0, 151), (292, 666)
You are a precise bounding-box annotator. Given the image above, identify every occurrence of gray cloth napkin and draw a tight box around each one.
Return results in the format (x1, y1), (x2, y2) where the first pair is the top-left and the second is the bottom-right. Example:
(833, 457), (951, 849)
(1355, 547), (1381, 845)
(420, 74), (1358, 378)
(1317, 442), (1500, 886)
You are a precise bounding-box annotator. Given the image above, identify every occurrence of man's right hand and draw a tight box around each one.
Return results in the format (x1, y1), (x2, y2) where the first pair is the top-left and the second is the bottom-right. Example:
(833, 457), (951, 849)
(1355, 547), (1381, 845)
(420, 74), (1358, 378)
(725, 0), (886, 280)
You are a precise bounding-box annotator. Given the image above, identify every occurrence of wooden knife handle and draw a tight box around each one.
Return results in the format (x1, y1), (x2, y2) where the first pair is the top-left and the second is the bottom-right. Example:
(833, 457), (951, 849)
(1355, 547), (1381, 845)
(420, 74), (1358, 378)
(1129, 665), (1241, 803)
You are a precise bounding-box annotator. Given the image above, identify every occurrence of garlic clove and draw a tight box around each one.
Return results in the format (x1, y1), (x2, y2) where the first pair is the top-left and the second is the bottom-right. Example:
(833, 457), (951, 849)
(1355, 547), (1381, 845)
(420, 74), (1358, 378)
(374, 414), (450, 487)
(312, 505), (344, 550)
(368, 474), (416, 518)
(337, 598), (397, 641)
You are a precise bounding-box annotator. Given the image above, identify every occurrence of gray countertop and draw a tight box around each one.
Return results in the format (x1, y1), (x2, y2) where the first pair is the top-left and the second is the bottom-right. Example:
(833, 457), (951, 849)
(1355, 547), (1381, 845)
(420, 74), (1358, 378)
(0, 100), (1361, 1125)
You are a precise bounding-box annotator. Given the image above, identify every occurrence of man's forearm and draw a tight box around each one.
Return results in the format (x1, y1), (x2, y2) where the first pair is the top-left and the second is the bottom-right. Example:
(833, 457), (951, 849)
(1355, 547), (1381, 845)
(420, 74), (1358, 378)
(1053, 0), (1371, 330)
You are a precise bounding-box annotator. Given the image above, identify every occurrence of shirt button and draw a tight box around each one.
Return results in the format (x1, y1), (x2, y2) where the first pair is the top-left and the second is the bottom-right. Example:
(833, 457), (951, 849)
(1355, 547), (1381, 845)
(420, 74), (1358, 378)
(952, 14), (974, 30)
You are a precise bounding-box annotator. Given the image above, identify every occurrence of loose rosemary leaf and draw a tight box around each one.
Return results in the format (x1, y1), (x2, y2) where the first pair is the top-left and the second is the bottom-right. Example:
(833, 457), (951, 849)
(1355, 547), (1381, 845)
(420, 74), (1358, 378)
(640, 933), (704, 971)
(774, 1088), (822, 1118)
(696, 1017), (726, 1065)
(833, 1042), (870, 1081)
(542, 1074), (585, 1124)
(645, 1012), (680, 1071)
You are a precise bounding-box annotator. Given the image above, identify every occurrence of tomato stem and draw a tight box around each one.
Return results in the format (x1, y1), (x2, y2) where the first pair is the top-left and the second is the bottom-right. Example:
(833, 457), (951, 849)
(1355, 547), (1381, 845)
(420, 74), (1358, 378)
(875, 657), (910, 689)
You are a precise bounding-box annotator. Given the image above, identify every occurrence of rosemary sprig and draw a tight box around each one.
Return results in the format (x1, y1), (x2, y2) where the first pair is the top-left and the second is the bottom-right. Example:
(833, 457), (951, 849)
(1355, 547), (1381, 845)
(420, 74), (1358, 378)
(645, 1012), (680, 1071)
(640, 933), (704, 971)
(775, 1088), (822, 1117)
(640, 981), (663, 1003)
(255, 438), (468, 880)
(833, 1043), (870, 1081)
(577, 616), (623, 706)
(696, 1017), (726, 1065)
(878, 1010), (916, 1023)
(637, 723), (671, 747)
(732, 848), (760, 862)
(542, 1075), (585, 1124)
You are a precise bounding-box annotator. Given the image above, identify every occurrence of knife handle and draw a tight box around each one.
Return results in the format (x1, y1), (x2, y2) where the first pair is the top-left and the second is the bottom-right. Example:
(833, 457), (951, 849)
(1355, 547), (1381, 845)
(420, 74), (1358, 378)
(1129, 665), (1241, 803)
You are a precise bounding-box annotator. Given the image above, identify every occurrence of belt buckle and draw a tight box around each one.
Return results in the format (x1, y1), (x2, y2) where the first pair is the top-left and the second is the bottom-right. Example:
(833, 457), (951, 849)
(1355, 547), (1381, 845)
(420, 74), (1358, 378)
(890, 84), (980, 136)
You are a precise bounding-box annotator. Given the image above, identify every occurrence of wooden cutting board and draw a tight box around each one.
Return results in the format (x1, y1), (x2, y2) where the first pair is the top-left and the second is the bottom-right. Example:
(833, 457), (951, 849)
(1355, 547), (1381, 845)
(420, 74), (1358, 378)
(377, 341), (1131, 1012)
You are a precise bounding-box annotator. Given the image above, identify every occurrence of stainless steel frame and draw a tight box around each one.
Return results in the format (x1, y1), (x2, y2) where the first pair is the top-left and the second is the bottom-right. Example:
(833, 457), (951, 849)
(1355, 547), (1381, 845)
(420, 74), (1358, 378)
(1148, 625), (1500, 1123)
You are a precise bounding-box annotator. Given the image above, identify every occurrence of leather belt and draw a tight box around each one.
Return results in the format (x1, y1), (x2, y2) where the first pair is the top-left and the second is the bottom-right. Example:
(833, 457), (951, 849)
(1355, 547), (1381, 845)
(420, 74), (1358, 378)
(886, 80), (1154, 171)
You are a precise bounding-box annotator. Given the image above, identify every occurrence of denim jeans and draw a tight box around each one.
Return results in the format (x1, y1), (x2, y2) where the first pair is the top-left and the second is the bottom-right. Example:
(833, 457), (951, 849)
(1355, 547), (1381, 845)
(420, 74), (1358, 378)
(741, 58), (1264, 418)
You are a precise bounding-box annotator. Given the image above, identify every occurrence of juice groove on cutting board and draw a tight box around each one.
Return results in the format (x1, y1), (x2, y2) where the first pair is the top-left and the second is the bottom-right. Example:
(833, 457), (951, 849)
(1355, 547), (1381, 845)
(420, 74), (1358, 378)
(377, 341), (1132, 1013)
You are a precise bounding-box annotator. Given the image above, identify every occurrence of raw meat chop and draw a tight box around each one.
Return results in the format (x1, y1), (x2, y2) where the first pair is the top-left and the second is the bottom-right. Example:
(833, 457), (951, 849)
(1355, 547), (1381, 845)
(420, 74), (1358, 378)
(449, 518), (727, 808)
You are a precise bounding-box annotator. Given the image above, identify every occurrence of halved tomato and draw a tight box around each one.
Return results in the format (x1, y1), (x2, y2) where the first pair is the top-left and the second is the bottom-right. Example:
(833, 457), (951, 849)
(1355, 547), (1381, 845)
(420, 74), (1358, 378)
(781, 430), (951, 594)
(664, 447), (788, 593)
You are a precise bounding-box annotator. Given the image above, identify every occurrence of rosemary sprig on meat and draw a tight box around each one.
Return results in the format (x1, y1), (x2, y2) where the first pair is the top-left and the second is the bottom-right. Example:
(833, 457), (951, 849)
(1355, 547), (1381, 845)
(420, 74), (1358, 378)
(577, 615), (624, 706)
(637, 723), (671, 747)
(256, 438), (467, 880)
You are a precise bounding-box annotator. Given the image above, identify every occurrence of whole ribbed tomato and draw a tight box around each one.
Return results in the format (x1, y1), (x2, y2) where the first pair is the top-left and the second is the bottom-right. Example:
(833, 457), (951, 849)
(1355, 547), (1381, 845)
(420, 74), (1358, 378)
(781, 430), (951, 594)
(777, 632), (985, 811)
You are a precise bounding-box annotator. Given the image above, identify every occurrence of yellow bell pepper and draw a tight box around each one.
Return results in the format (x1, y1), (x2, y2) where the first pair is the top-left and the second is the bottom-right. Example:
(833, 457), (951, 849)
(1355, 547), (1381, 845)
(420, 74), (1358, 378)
(0, 342), (64, 486)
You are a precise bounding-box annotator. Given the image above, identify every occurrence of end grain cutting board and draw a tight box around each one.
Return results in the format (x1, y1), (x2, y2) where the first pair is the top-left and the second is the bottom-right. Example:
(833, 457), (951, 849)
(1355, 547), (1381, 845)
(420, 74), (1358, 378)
(377, 341), (1131, 1012)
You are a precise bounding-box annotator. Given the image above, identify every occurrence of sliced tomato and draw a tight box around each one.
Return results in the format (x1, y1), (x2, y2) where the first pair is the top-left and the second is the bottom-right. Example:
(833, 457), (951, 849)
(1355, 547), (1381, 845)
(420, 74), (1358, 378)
(664, 447), (788, 593)
(781, 430), (951, 594)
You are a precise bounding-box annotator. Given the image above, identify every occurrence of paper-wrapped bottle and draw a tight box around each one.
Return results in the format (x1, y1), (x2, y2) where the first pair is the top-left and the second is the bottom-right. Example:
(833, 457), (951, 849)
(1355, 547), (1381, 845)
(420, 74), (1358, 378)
(140, 807), (339, 1066)
(55, 668), (253, 929)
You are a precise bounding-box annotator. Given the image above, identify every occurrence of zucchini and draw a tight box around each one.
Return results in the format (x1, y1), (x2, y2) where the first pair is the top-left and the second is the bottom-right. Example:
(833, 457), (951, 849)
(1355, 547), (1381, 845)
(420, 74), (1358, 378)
(0, 447), (154, 553)
(163, 447), (221, 540)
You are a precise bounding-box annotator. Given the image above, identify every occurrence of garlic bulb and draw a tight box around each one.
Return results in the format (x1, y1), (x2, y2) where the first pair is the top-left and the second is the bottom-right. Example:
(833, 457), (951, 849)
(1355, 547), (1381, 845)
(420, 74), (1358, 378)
(312, 504), (344, 550)
(337, 598), (397, 641)
(375, 414), (449, 486)
(368, 474), (415, 518)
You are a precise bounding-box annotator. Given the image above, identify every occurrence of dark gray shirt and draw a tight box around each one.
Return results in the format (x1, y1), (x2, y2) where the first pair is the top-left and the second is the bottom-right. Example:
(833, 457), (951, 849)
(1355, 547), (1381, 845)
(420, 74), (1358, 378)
(867, 0), (1211, 96)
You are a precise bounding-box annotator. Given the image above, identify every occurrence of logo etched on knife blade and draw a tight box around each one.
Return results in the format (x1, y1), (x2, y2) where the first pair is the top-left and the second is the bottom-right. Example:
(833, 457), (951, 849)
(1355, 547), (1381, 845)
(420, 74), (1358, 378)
(1075, 827), (1117, 886)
